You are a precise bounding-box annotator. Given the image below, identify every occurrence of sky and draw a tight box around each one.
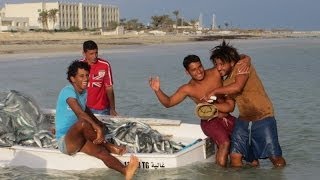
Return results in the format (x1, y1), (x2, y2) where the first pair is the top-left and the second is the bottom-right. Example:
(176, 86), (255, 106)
(1, 0), (319, 31)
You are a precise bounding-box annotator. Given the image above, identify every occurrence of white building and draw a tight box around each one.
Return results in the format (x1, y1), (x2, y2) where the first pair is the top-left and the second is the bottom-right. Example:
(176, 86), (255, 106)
(0, 1), (119, 31)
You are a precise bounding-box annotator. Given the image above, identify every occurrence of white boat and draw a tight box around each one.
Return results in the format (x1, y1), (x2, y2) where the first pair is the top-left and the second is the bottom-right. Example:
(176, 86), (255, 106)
(0, 109), (215, 170)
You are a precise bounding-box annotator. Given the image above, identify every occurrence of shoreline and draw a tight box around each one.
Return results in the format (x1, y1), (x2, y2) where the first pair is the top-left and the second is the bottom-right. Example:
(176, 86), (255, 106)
(0, 31), (319, 55)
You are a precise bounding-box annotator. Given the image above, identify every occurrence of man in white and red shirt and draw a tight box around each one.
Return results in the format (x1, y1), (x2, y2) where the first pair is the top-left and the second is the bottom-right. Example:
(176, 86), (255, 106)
(81, 40), (118, 116)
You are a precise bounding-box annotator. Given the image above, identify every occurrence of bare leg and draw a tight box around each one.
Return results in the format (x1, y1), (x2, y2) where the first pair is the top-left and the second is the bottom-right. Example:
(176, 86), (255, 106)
(215, 142), (230, 167)
(270, 156), (286, 167)
(230, 152), (243, 167)
(81, 140), (139, 179)
(105, 143), (127, 155)
(66, 121), (127, 155)
(125, 155), (139, 180)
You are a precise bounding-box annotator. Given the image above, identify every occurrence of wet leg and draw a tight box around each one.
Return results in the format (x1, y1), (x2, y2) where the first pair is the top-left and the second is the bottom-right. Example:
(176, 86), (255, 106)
(270, 156), (286, 167)
(230, 152), (243, 167)
(216, 142), (230, 167)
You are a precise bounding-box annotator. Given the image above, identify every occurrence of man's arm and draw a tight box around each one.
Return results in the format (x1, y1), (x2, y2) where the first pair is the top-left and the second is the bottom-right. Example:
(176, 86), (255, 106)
(149, 76), (188, 108)
(106, 86), (118, 116)
(213, 72), (249, 95)
(214, 96), (235, 113)
(67, 97), (104, 144)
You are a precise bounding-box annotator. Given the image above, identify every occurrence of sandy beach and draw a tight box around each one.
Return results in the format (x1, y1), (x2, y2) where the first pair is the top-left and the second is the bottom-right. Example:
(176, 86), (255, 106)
(0, 31), (319, 55)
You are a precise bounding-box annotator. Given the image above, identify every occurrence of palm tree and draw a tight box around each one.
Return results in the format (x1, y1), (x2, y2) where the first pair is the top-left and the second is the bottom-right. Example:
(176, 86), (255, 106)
(173, 10), (179, 27)
(48, 9), (59, 30)
(224, 21), (229, 29)
(190, 19), (197, 30)
(38, 10), (49, 30)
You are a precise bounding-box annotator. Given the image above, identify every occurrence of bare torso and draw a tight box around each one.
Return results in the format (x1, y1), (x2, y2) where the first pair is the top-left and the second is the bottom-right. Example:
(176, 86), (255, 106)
(184, 68), (229, 117)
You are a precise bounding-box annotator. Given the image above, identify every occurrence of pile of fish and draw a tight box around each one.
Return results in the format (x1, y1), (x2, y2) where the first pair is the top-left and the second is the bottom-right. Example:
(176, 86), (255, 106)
(102, 119), (186, 154)
(0, 90), (187, 154)
(0, 90), (57, 148)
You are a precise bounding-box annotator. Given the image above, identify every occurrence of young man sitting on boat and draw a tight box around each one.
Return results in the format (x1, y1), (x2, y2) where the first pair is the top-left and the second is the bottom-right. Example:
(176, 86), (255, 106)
(149, 54), (250, 167)
(55, 60), (139, 180)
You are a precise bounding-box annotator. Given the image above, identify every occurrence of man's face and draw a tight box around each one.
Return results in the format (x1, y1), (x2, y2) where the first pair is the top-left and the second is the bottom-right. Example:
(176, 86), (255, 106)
(71, 68), (89, 93)
(186, 62), (205, 81)
(214, 58), (234, 77)
(83, 49), (98, 64)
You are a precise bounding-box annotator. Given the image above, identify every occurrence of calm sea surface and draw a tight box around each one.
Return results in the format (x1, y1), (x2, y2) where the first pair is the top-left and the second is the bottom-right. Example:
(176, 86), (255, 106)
(0, 38), (319, 180)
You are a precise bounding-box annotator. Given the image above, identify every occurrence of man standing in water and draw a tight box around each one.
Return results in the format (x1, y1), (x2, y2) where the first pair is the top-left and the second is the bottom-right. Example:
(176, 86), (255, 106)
(206, 41), (286, 167)
(55, 60), (138, 179)
(81, 40), (118, 116)
(149, 54), (249, 167)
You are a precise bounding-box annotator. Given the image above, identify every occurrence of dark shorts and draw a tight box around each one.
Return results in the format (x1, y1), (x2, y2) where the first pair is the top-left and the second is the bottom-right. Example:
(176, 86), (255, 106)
(200, 114), (235, 146)
(230, 116), (283, 162)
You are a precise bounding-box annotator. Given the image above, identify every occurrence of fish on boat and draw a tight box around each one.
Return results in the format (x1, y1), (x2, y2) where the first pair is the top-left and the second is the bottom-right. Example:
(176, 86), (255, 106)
(0, 90), (215, 170)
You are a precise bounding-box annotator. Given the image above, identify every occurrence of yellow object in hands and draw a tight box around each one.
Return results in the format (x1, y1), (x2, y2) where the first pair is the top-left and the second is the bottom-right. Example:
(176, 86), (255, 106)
(195, 103), (218, 120)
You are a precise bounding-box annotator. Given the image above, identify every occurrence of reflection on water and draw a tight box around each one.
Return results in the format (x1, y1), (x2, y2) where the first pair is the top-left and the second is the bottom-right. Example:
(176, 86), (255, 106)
(1, 38), (320, 179)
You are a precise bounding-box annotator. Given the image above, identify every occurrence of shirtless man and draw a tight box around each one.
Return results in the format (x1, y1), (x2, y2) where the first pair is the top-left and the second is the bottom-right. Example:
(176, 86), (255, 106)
(55, 60), (138, 179)
(149, 54), (248, 167)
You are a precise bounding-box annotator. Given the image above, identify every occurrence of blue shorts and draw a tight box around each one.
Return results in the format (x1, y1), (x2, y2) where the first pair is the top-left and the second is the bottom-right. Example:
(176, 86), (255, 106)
(90, 108), (110, 115)
(230, 116), (283, 162)
(57, 135), (69, 155)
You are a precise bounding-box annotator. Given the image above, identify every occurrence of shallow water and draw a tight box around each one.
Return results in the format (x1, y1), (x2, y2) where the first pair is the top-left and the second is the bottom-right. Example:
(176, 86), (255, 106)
(0, 38), (320, 179)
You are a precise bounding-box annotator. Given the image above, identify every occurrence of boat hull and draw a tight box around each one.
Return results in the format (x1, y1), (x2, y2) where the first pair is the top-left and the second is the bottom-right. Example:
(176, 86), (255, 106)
(0, 111), (215, 170)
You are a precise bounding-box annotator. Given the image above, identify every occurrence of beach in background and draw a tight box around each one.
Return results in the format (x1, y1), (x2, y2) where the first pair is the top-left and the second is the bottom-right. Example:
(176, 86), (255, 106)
(1, 31), (320, 55)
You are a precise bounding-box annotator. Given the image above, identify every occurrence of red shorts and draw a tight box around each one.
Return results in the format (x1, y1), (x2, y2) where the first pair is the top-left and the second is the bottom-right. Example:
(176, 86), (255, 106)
(200, 114), (235, 146)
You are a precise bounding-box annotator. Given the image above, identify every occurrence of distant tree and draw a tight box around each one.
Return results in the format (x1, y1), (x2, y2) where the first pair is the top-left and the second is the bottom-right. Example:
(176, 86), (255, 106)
(150, 15), (174, 31)
(38, 10), (49, 30)
(173, 10), (179, 27)
(107, 21), (118, 30)
(189, 19), (197, 30)
(125, 19), (144, 30)
(224, 21), (229, 29)
(48, 8), (59, 29)
(119, 18), (126, 26)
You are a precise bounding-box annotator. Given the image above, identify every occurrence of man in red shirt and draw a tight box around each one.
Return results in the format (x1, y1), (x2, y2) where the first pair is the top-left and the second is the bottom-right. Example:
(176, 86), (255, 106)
(81, 40), (118, 116)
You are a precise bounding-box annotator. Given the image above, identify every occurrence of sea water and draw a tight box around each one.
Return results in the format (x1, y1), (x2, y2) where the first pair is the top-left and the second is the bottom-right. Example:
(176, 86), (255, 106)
(0, 38), (319, 180)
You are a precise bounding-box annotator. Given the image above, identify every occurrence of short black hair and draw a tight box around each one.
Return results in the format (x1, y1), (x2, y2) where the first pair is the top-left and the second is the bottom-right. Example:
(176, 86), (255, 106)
(66, 60), (90, 83)
(83, 40), (98, 52)
(210, 40), (240, 64)
(183, 55), (201, 70)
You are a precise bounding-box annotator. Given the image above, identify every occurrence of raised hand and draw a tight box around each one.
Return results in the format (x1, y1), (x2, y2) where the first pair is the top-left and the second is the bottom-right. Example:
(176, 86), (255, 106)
(149, 76), (160, 91)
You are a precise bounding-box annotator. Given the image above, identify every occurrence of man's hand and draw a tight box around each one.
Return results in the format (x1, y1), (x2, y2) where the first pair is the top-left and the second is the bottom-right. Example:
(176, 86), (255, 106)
(110, 109), (118, 116)
(92, 125), (105, 144)
(200, 91), (216, 102)
(237, 54), (251, 74)
(149, 76), (160, 91)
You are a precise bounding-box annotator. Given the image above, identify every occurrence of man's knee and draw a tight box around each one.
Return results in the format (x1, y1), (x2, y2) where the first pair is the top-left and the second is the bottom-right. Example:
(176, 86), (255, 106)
(218, 141), (230, 149)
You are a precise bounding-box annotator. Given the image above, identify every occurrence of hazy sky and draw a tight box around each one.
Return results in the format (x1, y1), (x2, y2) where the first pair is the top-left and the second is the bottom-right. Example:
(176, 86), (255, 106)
(1, 0), (319, 30)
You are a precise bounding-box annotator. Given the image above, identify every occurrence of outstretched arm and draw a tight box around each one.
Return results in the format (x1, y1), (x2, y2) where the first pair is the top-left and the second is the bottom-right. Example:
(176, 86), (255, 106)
(149, 76), (188, 108)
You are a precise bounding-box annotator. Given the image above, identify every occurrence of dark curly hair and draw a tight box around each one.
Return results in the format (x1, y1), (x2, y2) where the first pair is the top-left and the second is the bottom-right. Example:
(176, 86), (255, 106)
(210, 40), (240, 64)
(66, 60), (90, 83)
